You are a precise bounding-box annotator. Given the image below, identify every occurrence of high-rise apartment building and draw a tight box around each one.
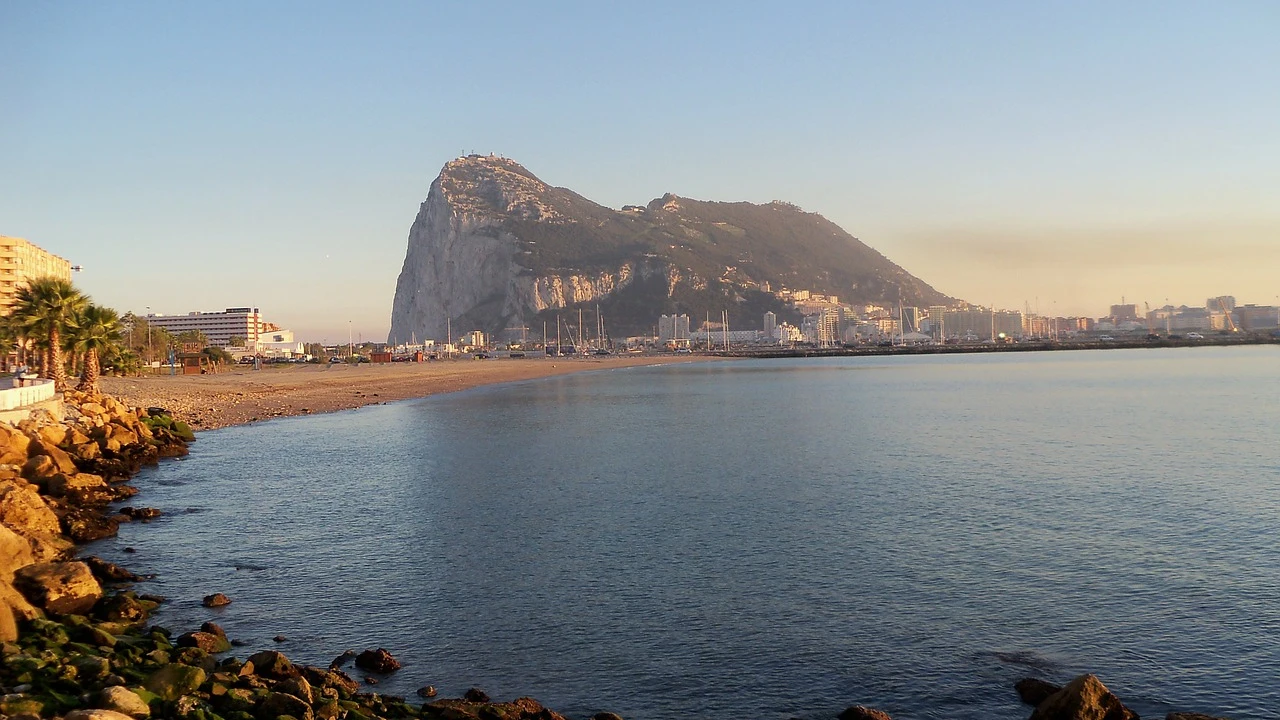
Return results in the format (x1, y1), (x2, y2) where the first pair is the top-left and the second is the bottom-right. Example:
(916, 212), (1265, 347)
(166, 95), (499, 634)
(763, 311), (777, 340)
(658, 314), (690, 345)
(0, 236), (74, 312)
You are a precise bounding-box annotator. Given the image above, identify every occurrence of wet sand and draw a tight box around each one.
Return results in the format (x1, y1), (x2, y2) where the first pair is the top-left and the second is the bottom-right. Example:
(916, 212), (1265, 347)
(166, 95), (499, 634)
(100, 355), (715, 431)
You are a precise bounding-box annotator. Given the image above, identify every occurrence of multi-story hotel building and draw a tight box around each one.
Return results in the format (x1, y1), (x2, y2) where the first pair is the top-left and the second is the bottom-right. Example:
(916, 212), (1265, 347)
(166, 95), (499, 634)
(147, 307), (267, 347)
(0, 236), (74, 313)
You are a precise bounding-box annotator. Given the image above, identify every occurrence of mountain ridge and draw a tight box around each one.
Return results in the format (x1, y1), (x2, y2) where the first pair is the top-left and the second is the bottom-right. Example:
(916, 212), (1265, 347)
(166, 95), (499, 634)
(389, 155), (955, 343)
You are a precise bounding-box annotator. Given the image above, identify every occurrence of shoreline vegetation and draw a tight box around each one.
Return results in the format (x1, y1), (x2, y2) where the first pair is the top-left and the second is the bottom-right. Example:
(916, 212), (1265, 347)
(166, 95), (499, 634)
(0, 368), (1238, 719)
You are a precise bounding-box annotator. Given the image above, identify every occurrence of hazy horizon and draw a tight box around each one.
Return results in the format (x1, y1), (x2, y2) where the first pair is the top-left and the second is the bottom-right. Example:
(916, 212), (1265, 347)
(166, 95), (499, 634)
(3, 2), (1277, 341)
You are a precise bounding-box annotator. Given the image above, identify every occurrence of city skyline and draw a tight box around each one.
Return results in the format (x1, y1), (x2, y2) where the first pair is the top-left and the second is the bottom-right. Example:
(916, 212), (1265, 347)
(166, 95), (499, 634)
(3, 3), (1277, 341)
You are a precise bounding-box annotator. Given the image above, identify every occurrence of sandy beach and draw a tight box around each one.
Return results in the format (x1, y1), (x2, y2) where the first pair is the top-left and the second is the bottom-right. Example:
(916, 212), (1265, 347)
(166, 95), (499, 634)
(100, 355), (714, 431)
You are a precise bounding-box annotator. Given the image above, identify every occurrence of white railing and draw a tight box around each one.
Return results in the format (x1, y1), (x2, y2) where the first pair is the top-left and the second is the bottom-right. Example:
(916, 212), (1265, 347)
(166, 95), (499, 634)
(0, 378), (56, 411)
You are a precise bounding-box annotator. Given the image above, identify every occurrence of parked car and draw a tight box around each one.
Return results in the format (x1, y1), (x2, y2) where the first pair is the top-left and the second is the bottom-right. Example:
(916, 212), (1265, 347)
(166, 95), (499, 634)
(1186, 332), (1204, 340)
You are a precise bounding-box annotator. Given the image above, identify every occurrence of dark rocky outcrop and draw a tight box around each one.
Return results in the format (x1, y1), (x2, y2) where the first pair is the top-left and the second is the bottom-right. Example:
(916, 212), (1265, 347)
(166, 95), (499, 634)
(354, 647), (402, 674)
(463, 687), (491, 703)
(201, 592), (232, 607)
(1017, 677), (1065, 707)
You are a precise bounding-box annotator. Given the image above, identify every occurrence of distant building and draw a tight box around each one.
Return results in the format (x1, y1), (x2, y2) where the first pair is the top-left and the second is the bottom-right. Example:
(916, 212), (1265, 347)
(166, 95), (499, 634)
(1207, 296), (1236, 312)
(251, 329), (305, 357)
(901, 307), (920, 333)
(147, 307), (267, 347)
(0, 236), (73, 313)
(1109, 304), (1138, 323)
(777, 322), (802, 343)
(658, 314), (690, 346)
(1235, 304), (1279, 330)
(460, 330), (487, 349)
(939, 309), (1024, 339)
(690, 329), (760, 345)
(763, 311), (777, 340)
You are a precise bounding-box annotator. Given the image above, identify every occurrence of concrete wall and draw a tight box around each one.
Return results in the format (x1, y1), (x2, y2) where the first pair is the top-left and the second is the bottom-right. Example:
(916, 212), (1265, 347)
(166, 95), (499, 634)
(0, 378), (54, 411)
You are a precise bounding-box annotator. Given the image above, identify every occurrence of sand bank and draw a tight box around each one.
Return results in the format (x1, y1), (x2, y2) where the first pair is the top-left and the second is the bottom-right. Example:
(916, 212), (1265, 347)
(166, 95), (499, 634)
(100, 355), (715, 431)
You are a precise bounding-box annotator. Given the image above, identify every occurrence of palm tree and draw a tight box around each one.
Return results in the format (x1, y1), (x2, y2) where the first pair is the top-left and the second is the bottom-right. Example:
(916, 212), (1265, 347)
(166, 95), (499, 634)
(10, 277), (89, 392)
(72, 304), (123, 394)
(0, 316), (16, 370)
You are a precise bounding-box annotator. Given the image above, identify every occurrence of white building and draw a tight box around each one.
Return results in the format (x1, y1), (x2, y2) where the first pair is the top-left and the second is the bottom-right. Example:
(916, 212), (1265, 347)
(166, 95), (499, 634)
(776, 323), (802, 343)
(250, 329), (305, 357)
(690, 330), (761, 346)
(460, 330), (487, 349)
(147, 307), (267, 347)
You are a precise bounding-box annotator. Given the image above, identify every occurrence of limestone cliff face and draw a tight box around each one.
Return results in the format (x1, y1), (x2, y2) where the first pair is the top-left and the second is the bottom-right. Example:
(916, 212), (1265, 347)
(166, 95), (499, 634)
(388, 155), (954, 343)
(388, 156), (686, 344)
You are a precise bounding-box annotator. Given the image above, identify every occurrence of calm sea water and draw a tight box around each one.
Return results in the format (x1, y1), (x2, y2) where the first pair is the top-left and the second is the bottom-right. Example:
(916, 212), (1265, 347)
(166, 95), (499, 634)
(92, 346), (1280, 719)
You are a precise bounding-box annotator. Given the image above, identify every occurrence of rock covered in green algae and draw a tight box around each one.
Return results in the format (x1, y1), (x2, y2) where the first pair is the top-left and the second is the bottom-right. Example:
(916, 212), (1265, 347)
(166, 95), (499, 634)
(144, 663), (207, 701)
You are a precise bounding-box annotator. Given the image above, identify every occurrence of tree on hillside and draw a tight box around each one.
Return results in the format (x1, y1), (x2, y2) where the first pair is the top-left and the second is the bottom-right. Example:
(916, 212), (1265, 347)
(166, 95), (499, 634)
(71, 304), (123, 393)
(10, 277), (88, 391)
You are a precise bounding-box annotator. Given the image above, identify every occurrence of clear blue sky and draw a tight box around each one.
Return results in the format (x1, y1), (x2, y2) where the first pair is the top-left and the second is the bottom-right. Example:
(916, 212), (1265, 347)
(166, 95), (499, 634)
(3, 1), (1277, 340)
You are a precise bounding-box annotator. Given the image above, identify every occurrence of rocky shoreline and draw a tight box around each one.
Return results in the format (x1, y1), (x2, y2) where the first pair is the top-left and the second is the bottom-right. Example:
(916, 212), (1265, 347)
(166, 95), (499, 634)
(0, 392), (1238, 720)
(0, 391), (621, 720)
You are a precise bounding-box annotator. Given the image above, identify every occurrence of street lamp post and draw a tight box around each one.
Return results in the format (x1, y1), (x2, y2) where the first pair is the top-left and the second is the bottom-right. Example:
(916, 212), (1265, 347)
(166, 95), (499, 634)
(145, 307), (152, 369)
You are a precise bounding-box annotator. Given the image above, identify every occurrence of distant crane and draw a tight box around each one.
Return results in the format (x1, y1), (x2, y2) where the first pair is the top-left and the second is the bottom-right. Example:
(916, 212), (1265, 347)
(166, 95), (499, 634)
(1217, 297), (1240, 333)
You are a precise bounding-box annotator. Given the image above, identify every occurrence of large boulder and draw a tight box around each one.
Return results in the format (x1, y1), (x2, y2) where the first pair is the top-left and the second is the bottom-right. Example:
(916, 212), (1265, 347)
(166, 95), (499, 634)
(202, 592), (232, 607)
(301, 666), (360, 696)
(27, 437), (79, 474)
(0, 424), (31, 465)
(247, 649), (299, 679)
(144, 663), (208, 701)
(48, 471), (108, 497)
(258, 691), (314, 720)
(0, 521), (35, 578)
(96, 686), (151, 718)
(36, 423), (68, 447)
(22, 453), (60, 482)
(1029, 674), (1138, 720)
(61, 507), (121, 542)
(354, 647), (401, 673)
(177, 630), (232, 654)
(0, 479), (62, 536)
(13, 560), (103, 615)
